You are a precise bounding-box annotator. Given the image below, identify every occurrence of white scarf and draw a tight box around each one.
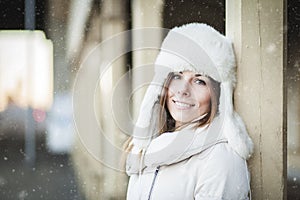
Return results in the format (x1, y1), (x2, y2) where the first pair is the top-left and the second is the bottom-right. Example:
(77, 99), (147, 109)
(126, 116), (228, 175)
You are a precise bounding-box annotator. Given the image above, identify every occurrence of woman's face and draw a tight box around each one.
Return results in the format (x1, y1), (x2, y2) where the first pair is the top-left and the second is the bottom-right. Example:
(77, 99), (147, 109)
(167, 71), (211, 126)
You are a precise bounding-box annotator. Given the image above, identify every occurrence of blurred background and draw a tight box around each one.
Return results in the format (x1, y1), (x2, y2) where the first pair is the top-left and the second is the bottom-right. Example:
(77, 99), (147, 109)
(0, 0), (299, 199)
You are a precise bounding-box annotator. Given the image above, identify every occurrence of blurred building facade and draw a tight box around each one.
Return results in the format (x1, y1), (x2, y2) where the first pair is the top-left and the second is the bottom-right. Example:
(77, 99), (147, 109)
(0, 0), (299, 199)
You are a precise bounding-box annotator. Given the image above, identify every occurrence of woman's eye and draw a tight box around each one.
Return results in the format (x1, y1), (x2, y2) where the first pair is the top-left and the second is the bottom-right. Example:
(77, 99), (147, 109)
(194, 79), (206, 85)
(172, 74), (181, 80)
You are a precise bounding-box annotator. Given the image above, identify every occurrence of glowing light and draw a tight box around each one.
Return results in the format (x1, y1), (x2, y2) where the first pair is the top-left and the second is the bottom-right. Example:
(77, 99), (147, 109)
(0, 30), (53, 111)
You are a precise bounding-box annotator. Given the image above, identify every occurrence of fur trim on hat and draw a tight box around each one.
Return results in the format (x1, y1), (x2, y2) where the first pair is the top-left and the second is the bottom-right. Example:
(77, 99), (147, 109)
(155, 23), (236, 83)
(132, 23), (253, 160)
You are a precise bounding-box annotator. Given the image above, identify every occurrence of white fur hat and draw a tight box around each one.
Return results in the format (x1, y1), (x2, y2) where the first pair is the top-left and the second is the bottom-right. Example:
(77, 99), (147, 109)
(133, 23), (253, 159)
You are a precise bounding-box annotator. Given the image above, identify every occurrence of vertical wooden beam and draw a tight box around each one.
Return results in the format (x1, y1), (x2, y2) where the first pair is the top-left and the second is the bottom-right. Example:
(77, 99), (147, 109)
(131, 0), (164, 121)
(99, 0), (129, 199)
(226, 0), (287, 199)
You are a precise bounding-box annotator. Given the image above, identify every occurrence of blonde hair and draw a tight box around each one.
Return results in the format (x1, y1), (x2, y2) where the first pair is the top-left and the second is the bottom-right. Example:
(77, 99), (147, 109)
(158, 72), (220, 134)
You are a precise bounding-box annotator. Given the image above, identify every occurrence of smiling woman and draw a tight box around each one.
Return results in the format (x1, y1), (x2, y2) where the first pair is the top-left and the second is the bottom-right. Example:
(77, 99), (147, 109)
(125, 23), (254, 200)
(167, 71), (211, 124)
(158, 71), (220, 133)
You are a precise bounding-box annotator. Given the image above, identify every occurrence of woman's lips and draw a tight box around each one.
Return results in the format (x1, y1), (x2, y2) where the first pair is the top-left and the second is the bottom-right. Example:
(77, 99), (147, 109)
(172, 99), (195, 108)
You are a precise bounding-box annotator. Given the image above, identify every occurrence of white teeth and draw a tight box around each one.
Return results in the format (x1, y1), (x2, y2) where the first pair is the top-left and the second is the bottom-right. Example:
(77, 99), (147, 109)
(175, 101), (193, 107)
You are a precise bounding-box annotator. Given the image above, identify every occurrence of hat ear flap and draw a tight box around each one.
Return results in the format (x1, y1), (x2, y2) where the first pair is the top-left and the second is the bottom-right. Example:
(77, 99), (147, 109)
(132, 67), (170, 148)
(219, 81), (234, 116)
(220, 82), (254, 159)
(132, 83), (161, 147)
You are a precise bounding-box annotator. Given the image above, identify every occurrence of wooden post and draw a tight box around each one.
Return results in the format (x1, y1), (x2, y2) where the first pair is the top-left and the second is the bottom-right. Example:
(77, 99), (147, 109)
(99, 0), (129, 199)
(226, 0), (287, 199)
(131, 0), (164, 121)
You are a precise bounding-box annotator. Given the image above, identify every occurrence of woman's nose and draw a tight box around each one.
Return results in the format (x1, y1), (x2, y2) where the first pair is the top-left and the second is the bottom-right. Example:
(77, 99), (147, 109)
(177, 83), (190, 96)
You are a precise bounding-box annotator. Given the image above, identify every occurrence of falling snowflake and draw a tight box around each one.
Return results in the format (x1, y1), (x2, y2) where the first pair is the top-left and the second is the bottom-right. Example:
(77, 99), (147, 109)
(266, 43), (276, 53)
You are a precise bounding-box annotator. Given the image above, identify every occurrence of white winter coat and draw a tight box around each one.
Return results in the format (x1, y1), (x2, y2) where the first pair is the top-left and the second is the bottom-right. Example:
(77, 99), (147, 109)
(126, 117), (251, 200)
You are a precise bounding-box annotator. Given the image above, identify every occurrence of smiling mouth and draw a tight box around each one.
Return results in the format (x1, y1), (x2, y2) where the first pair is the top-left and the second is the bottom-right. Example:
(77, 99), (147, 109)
(172, 100), (195, 108)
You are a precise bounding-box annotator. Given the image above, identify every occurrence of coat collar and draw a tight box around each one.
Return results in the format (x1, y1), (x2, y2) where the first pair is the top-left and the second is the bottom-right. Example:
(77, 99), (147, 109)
(126, 116), (228, 175)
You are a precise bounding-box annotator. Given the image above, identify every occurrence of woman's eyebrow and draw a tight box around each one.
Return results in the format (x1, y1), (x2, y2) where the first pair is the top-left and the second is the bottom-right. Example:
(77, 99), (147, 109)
(195, 74), (202, 77)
